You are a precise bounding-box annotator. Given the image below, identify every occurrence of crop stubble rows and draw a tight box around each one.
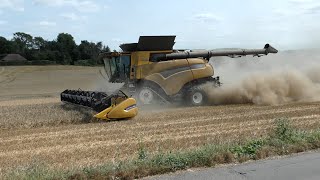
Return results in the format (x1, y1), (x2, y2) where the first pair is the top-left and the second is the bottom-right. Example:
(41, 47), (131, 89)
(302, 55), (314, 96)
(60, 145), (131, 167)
(0, 98), (320, 172)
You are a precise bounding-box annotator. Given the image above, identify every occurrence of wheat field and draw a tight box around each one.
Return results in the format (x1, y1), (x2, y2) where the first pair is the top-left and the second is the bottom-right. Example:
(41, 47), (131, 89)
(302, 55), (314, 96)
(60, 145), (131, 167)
(0, 98), (320, 172)
(0, 66), (320, 173)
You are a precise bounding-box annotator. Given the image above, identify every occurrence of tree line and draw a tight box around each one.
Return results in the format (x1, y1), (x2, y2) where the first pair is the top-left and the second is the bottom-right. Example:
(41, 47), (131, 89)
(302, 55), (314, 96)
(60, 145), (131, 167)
(0, 32), (111, 65)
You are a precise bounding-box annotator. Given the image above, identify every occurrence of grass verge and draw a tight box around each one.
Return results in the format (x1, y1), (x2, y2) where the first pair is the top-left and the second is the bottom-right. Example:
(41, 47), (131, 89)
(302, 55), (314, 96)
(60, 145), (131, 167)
(4, 118), (320, 180)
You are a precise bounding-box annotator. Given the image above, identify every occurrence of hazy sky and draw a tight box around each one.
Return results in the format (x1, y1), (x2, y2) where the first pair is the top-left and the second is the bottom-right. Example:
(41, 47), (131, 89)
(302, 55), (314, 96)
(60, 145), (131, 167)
(1, 0), (320, 50)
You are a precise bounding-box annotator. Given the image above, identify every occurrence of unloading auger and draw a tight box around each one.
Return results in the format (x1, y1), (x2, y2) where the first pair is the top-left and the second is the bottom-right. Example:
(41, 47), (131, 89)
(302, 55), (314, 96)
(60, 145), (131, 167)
(60, 89), (138, 120)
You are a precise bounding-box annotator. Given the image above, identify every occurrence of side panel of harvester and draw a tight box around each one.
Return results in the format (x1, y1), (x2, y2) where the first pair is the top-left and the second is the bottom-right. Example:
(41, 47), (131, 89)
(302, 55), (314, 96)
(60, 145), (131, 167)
(138, 58), (214, 95)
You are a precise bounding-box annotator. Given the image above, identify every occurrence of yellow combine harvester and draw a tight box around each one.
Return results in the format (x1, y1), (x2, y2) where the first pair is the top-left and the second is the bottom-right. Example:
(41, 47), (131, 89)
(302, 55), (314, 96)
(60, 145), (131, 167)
(61, 36), (278, 120)
(100, 36), (278, 105)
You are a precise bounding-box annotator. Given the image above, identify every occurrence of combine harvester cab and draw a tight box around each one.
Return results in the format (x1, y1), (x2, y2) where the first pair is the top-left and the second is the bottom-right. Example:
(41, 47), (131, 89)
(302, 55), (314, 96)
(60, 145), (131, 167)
(60, 89), (138, 120)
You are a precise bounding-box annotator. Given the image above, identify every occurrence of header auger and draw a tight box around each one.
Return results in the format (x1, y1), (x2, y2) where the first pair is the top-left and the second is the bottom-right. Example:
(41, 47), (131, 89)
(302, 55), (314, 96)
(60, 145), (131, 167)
(61, 89), (138, 120)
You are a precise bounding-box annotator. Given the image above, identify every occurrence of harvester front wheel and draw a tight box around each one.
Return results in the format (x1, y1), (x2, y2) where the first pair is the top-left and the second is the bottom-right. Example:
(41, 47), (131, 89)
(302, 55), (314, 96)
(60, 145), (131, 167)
(138, 87), (155, 105)
(188, 88), (208, 106)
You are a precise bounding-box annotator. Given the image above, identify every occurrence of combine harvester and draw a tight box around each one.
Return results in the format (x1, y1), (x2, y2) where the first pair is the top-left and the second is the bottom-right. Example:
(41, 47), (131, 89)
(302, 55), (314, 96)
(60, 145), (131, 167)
(61, 36), (278, 120)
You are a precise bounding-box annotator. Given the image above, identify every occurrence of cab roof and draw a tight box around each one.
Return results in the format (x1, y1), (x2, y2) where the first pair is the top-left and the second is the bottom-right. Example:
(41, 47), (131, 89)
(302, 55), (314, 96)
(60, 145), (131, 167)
(119, 36), (176, 52)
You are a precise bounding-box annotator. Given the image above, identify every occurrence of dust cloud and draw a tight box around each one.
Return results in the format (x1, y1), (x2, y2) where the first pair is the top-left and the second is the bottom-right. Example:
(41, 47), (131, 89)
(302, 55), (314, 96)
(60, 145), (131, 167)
(91, 68), (124, 93)
(205, 49), (320, 105)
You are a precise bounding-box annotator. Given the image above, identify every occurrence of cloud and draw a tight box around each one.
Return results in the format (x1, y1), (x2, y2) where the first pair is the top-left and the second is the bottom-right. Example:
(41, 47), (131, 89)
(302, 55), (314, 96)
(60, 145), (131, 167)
(273, 8), (295, 17)
(0, 0), (24, 11)
(0, 20), (7, 25)
(193, 13), (222, 22)
(75, 1), (100, 12)
(39, 21), (57, 27)
(60, 12), (87, 21)
(289, 0), (314, 5)
(103, 5), (109, 9)
(33, 0), (69, 6)
(304, 4), (320, 14)
(33, 0), (100, 13)
(288, 0), (320, 15)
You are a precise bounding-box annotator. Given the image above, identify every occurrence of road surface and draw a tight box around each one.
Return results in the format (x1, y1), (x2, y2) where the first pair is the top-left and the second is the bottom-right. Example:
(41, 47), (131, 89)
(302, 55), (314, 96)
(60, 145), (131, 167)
(146, 151), (320, 180)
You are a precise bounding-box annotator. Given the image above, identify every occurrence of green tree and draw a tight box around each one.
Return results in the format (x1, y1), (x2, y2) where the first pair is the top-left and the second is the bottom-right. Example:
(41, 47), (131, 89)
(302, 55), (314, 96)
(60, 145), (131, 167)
(96, 41), (103, 51)
(78, 40), (103, 65)
(57, 33), (78, 64)
(33, 37), (46, 51)
(103, 45), (111, 52)
(2, 31), (110, 65)
(0, 36), (12, 54)
(12, 32), (33, 54)
(45, 41), (63, 63)
(78, 40), (92, 60)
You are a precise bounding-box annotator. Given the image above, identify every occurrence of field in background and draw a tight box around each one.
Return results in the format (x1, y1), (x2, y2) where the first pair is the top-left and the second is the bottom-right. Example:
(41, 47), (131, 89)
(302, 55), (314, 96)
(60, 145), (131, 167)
(0, 66), (103, 99)
(0, 66), (320, 174)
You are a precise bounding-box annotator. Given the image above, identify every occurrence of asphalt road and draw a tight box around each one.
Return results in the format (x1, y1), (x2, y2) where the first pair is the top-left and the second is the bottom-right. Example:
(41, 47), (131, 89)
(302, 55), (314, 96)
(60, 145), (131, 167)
(146, 151), (320, 180)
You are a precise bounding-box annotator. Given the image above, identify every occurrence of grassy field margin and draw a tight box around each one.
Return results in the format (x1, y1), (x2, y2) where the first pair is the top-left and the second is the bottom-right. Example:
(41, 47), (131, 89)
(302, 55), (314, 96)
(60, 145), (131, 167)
(4, 118), (320, 180)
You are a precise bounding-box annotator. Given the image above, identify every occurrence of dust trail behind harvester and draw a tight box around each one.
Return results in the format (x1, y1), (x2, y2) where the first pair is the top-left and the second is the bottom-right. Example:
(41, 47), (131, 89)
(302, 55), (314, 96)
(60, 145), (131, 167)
(206, 50), (320, 105)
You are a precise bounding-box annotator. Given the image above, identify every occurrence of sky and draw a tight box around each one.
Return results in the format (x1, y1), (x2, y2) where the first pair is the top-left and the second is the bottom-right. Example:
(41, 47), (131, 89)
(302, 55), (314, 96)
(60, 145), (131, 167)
(1, 0), (320, 50)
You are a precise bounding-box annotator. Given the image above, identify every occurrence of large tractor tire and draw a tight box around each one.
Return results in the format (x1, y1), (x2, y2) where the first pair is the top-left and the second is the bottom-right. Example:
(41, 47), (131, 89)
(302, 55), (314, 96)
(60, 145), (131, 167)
(136, 81), (170, 105)
(187, 87), (208, 106)
(138, 86), (155, 105)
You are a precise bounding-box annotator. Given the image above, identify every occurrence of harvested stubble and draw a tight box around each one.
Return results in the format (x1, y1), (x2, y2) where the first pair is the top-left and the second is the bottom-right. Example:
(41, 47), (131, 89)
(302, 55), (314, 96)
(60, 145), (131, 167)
(0, 98), (320, 173)
(0, 98), (95, 129)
